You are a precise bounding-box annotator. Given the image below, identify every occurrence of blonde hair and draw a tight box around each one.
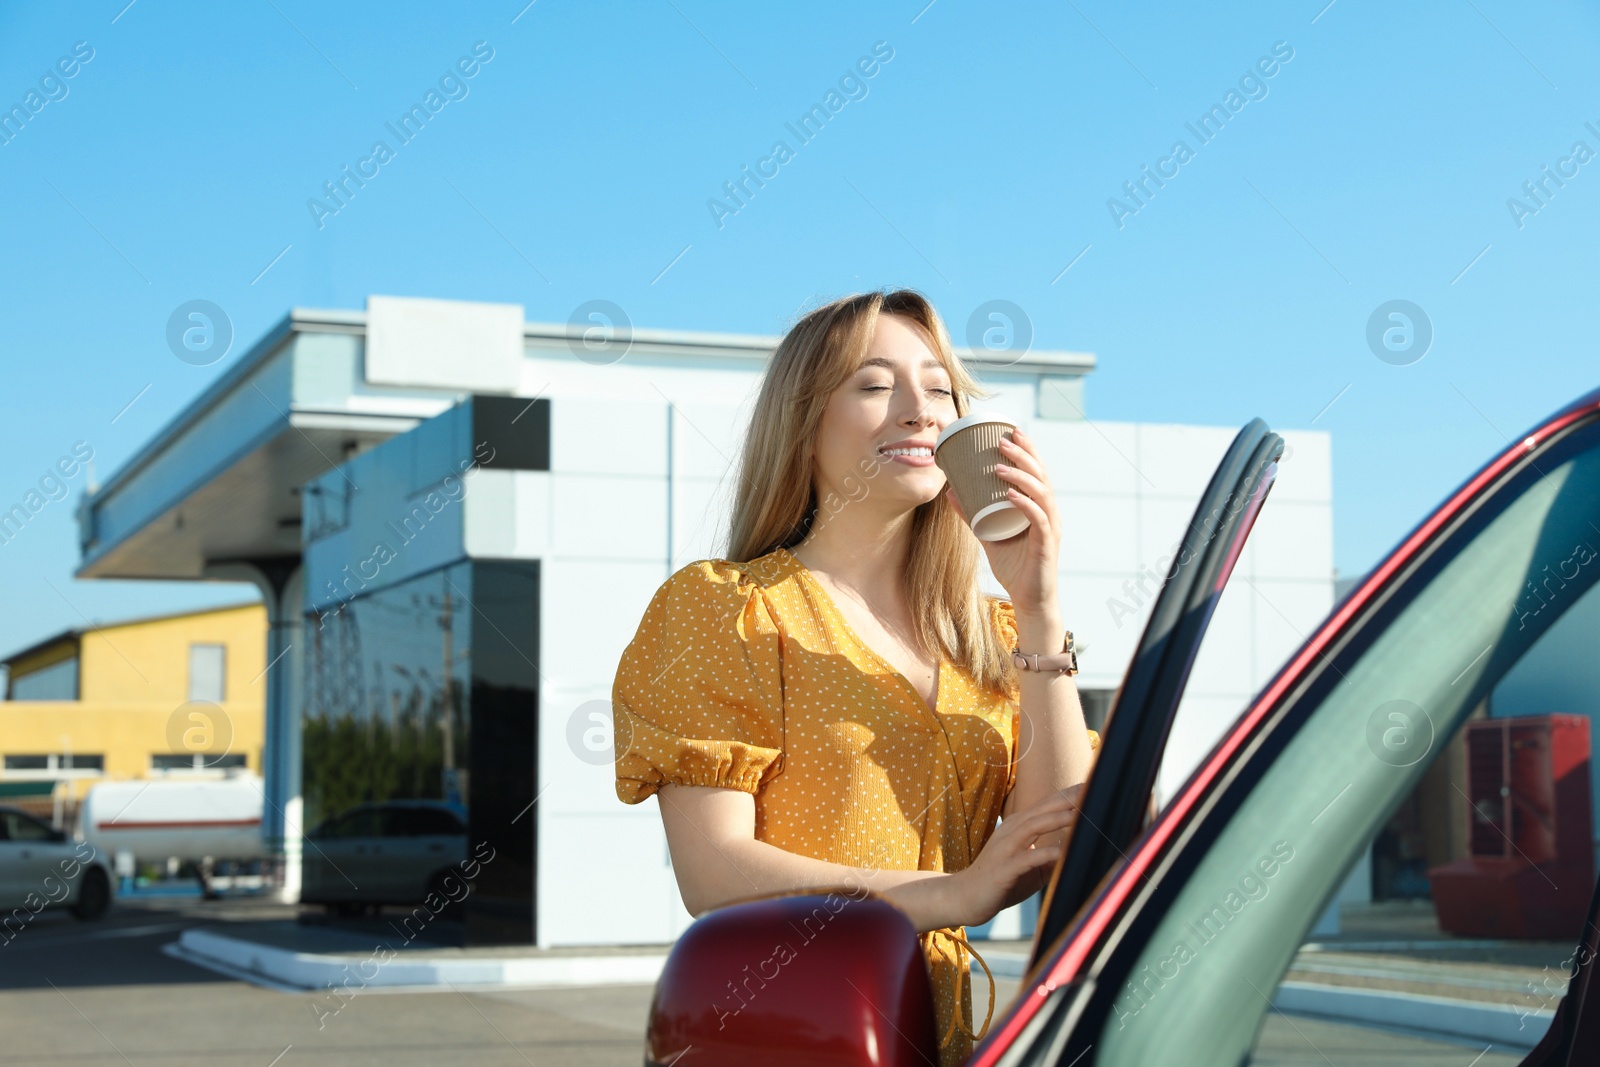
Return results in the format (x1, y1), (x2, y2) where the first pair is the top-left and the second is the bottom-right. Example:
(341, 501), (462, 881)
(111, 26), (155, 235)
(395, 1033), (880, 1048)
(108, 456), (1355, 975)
(724, 289), (1020, 701)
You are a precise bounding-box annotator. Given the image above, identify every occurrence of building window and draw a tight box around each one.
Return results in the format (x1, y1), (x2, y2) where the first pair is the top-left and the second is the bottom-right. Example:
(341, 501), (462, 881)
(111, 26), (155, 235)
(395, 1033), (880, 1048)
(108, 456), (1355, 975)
(188, 643), (226, 702)
(2, 753), (104, 778)
(1, 810), (57, 842)
(9, 657), (78, 701)
(150, 753), (247, 774)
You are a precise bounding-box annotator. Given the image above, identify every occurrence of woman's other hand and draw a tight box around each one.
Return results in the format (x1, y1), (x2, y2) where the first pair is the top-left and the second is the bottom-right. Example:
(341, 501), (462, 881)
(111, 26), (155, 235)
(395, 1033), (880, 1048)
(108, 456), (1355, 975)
(943, 426), (1061, 619)
(947, 787), (1081, 928)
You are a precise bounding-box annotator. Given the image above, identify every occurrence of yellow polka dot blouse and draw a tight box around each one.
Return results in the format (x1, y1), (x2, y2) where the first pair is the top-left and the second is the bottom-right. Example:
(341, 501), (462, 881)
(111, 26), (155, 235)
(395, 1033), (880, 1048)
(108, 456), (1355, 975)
(613, 545), (1099, 1067)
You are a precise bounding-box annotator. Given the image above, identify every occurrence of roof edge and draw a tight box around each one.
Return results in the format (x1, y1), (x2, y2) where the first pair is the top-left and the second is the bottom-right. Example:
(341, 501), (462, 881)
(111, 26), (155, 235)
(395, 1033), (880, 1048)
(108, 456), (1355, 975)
(84, 312), (299, 508)
(0, 597), (265, 667)
(294, 306), (1098, 370)
(0, 629), (79, 672)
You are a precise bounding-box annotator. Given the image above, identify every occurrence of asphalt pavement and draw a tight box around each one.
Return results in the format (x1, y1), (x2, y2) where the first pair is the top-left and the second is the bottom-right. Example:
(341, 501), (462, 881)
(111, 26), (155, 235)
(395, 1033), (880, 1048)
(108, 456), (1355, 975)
(2, 896), (652, 1066)
(0, 894), (1553, 1065)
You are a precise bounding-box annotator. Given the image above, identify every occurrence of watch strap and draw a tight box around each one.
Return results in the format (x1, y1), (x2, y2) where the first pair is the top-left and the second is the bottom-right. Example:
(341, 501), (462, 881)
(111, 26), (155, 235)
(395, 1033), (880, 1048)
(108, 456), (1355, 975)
(1011, 629), (1078, 675)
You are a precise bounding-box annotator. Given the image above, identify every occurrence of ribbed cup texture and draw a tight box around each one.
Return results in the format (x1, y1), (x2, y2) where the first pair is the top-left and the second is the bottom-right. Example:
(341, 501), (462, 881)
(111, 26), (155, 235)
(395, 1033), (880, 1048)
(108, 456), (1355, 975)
(935, 421), (1021, 537)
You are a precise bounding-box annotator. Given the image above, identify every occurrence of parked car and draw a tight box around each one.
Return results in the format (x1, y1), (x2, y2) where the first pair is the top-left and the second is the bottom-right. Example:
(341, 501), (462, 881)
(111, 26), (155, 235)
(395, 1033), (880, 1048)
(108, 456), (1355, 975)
(301, 800), (469, 915)
(642, 387), (1600, 1067)
(0, 805), (113, 922)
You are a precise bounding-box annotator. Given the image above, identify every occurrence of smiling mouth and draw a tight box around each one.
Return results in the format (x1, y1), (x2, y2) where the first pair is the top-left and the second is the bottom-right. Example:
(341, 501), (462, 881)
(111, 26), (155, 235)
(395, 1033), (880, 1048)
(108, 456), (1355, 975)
(878, 446), (934, 458)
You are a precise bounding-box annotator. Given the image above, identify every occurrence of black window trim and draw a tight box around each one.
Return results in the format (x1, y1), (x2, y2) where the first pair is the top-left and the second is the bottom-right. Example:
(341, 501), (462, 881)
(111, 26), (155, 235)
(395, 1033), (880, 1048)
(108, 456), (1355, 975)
(1030, 417), (1285, 967)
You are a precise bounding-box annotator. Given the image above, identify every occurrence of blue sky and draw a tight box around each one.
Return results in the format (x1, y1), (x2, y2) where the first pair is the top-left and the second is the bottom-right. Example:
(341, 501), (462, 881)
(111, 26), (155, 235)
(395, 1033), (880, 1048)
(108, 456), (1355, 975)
(1, 0), (1597, 659)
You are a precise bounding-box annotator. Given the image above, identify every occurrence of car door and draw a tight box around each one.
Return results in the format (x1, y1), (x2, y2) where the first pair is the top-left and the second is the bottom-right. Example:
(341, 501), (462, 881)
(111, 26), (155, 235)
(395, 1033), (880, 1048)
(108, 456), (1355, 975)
(0, 810), (67, 908)
(406, 805), (470, 898)
(971, 386), (1600, 1066)
(366, 804), (469, 903)
(1027, 417), (1284, 971)
(301, 811), (345, 902)
(305, 807), (384, 903)
(366, 805), (440, 902)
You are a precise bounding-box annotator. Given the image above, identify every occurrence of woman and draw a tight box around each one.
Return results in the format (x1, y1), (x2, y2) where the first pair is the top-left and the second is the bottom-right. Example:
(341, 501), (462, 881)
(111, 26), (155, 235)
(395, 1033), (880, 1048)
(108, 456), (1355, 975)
(612, 289), (1099, 1066)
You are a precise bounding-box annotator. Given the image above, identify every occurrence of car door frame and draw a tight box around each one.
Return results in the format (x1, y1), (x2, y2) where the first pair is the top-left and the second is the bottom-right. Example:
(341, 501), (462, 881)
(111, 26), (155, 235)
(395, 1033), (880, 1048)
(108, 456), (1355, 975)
(972, 387), (1600, 1067)
(1028, 417), (1284, 970)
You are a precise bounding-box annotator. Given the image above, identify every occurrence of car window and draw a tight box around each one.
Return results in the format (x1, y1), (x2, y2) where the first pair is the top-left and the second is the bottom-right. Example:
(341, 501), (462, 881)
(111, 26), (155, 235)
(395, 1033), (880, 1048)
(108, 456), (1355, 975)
(408, 808), (466, 836)
(1094, 427), (1600, 1065)
(380, 807), (421, 837)
(3, 812), (56, 842)
(321, 809), (383, 838)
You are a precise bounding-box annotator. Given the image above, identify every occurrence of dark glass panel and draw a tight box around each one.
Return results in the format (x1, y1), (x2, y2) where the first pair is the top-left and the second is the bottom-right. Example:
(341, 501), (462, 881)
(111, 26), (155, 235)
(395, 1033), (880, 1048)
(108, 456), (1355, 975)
(464, 559), (539, 945)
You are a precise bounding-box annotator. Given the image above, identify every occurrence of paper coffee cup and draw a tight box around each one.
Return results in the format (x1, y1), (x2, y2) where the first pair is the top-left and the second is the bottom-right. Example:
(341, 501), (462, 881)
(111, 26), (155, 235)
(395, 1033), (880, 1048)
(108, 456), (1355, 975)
(934, 413), (1031, 542)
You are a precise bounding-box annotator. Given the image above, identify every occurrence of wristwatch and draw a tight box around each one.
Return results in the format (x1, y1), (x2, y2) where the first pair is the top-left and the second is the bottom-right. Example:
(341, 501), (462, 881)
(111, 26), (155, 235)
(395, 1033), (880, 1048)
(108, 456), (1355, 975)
(1011, 629), (1079, 675)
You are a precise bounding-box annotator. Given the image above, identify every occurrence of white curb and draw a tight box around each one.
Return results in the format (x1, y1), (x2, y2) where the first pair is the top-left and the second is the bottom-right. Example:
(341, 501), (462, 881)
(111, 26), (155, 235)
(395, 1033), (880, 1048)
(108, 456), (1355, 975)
(975, 951), (1029, 979)
(172, 928), (669, 992)
(1272, 981), (1555, 1049)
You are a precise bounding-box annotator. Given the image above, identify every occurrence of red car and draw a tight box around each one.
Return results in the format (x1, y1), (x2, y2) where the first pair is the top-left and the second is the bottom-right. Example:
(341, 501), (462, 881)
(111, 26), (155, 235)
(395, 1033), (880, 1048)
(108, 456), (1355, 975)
(641, 386), (1600, 1067)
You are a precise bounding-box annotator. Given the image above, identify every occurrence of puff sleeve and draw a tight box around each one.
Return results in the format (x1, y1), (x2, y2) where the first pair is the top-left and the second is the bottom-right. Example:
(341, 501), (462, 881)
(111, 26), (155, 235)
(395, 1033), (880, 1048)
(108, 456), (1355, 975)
(613, 560), (786, 805)
(990, 597), (1100, 801)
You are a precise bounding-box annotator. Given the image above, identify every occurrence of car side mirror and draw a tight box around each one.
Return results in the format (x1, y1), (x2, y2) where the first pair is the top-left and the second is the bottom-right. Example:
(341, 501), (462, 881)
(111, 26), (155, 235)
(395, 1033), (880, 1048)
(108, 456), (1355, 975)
(645, 889), (939, 1067)
(50, 829), (68, 844)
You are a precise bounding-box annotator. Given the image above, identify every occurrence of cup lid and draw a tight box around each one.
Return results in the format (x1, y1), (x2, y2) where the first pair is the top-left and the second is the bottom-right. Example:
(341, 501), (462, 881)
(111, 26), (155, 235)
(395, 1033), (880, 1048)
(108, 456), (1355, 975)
(935, 412), (1021, 450)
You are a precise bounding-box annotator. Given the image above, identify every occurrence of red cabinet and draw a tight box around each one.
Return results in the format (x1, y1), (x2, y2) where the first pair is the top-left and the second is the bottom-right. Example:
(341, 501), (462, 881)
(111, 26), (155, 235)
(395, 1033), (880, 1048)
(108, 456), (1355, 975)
(1429, 714), (1594, 939)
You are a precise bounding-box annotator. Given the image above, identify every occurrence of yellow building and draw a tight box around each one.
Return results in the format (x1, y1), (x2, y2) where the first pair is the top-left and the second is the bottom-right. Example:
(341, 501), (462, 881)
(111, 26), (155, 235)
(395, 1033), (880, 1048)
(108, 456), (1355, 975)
(0, 601), (266, 803)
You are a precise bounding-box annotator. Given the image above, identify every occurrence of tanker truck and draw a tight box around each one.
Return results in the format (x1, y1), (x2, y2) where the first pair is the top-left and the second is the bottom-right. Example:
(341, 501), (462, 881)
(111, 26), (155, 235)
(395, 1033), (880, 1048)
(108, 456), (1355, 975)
(78, 774), (266, 897)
